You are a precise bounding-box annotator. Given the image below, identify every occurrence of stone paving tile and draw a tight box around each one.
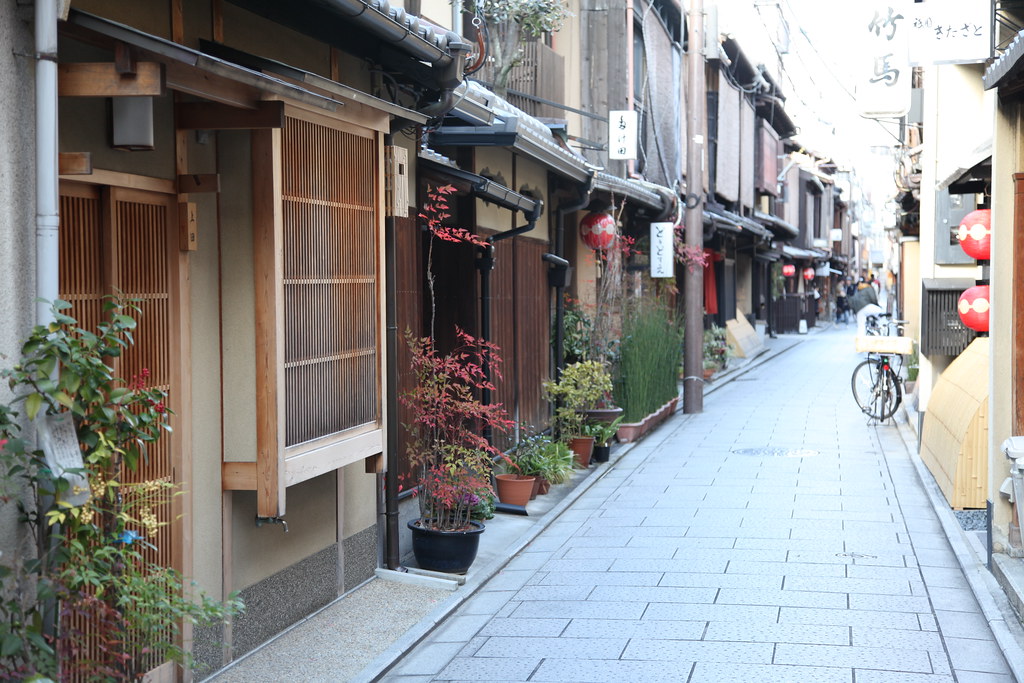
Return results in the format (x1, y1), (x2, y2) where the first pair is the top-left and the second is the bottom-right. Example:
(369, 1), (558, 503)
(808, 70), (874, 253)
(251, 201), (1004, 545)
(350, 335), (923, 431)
(933, 609), (991, 638)
(792, 509), (896, 522)
(510, 600), (647, 620)
(561, 545), (678, 559)
(589, 585), (718, 604)
(643, 602), (780, 623)
(610, 558), (730, 573)
(783, 575), (913, 595)
(853, 673), (955, 683)
(392, 642), (478, 676)
(845, 564), (923, 581)
(510, 585), (594, 601)
(953, 673), (1019, 683)
(726, 560), (848, 577)
(457, 591), (518, 616)
(473, 636), (628, 660)
(627, 535), (737, 550)
(918, 565), (969, 589)
(926, 585), (983, 613)
(914, 547), (960, 568)
(538, 558), (613, 573)
(659, 571), (781, 589)
(717, 587), (848, 608)
(943, 636), (1014, 674)
(432, 656), (539, 681)
(530, 658), (694, 682)
(561, 617), (706, 640)
(733, 537), (851, 552)
(534, 571), (663, 586)
(688, 662), (853, 683)
(704, 621), (850, 645)
(851, 627), (945, 651)
(480, 570), (538, 592)
(503, 552), (553, 571)
(773, 643), (933, 672)
(622, 638), (775, 663)
(779, 606), (923, 630)
(430, 614), (495, 643)
(849, 593), (933, 613)
(477, 618), (569, 637)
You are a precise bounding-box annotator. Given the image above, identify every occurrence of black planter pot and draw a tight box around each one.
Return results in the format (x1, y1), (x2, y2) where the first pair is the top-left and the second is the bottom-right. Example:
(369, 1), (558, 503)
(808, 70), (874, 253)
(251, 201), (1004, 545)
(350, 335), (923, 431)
(592, 444), (611, 463)
(407, 519), (485, 574)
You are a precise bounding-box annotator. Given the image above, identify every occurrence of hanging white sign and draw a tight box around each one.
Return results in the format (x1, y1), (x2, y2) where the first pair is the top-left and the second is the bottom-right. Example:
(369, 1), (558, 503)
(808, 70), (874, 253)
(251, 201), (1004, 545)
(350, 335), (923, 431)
(856, 1), (912, 119)
(608, 110), (638, 160)
(650, 222), (675, 278)
(907, 0), (991, 66)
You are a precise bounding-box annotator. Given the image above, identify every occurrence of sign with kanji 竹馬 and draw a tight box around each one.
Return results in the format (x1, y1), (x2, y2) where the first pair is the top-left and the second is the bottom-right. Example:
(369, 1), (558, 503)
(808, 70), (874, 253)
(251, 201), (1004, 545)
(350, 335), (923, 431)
(608, 110), (638, 160)
(857, 1), (912, 119)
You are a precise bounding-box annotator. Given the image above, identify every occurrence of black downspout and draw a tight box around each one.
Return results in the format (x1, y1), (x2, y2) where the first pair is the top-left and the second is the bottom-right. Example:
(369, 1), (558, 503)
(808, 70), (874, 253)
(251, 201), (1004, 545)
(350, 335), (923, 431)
(553, 175), (595, 378)
(383, 129), (401, 570)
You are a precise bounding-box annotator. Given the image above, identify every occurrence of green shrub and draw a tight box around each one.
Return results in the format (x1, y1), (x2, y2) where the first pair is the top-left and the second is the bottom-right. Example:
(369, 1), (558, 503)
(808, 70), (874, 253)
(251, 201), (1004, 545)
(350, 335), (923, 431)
(614, 300), (683, 422)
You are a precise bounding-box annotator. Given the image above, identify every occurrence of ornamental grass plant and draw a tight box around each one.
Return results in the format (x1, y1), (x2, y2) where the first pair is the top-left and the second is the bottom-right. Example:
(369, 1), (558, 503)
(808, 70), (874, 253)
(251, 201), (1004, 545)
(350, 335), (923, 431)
(614, 299), (683, 423)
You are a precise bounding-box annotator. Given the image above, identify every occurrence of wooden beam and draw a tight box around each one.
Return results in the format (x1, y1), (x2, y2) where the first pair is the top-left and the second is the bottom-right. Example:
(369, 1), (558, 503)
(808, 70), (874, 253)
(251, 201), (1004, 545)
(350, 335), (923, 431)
(165, 62), (260, 110)
(58, 62), (165, 97)
(177, 173), (220, 194)
(58, 152), (92, 175)
(222, 462), (258, 490)
(176, 101), (284, 130)
(178, 202), (197, 251)
(252, 127), (286, 517)
(114, 42), (136, 75)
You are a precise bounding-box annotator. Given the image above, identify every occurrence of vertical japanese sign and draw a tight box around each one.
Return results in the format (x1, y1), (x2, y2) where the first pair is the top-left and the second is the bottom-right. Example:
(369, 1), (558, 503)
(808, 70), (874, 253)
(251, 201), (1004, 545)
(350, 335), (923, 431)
(650, 222), (674, 278)
(857, 1), (911, 119)
(907, 0), (991, 66)
(608, 110), (638, 160)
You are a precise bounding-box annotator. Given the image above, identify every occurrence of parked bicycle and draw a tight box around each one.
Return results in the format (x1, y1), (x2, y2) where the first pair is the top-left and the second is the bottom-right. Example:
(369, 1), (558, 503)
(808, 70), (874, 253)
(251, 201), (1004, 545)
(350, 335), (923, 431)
(851, 315), (912, 421)
(864, 312), (905, 337)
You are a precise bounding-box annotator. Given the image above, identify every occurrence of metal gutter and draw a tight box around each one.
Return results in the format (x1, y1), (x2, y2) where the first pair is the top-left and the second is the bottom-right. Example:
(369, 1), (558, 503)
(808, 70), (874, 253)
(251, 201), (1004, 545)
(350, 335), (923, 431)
(418, 150), (543, 217)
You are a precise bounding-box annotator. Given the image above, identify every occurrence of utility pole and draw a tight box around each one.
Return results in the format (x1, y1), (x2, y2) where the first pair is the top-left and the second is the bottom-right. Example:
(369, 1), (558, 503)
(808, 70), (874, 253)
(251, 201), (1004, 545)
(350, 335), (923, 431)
(683, 0), (706, 414)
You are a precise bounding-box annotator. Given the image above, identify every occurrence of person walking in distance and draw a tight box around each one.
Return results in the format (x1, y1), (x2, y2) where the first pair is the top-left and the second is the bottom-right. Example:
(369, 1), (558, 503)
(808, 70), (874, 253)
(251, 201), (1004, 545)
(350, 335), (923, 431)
(849, 277), (882, 336)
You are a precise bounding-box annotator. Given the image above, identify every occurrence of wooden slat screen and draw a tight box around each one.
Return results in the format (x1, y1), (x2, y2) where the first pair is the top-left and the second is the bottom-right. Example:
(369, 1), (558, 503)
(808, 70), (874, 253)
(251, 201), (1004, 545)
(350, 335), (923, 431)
(281, 116), (379, 447)
(489, 238), (517, 451)
(514, 238), (552, 434)
(394, 213), (423, 486)
(59, 184), (176, 677)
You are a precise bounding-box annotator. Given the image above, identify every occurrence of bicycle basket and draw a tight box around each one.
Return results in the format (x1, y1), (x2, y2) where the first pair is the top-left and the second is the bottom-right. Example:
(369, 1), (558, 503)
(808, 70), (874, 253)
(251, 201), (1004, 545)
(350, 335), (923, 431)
(855, 335), (914, 355)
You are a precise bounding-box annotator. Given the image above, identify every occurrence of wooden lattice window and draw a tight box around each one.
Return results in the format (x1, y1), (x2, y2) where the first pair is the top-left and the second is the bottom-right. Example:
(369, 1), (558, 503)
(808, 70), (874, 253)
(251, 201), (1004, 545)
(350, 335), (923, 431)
(252, 109), (384, 517)
(282, 117), (379, 446)
(58, 181), (180, 677)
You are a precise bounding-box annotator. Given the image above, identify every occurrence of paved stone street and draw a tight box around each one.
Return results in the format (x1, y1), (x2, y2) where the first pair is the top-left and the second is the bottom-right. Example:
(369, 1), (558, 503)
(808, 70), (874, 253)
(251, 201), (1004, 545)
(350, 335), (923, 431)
(383, 326), (1017, 682)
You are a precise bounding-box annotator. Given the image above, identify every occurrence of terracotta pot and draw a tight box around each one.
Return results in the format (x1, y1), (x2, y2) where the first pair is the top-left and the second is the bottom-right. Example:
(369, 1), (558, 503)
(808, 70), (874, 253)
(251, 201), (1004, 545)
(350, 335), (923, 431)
(537, 476), (551, 495)
(617, 422), (643, 443)
(568, 436), (595, 467)
(529, 475), (540, 500)
(703, 367), (715, 380)
(495, 474), (535, 507)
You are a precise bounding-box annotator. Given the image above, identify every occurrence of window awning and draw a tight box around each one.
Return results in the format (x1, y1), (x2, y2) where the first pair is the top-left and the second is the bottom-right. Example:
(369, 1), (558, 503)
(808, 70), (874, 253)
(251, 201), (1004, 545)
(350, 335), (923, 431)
(706, 206), (771, 240)
(593, 172), (673, 217)
(936, 141), (991, 193)
(753, 210), (800, 241)
(782, 245), (828, 261)
(984, 29), (1024, 90)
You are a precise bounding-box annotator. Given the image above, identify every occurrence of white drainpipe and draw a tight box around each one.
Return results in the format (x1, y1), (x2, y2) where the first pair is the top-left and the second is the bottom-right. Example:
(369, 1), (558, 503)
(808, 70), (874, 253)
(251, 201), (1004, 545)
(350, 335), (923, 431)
(36, 0), (60, 326)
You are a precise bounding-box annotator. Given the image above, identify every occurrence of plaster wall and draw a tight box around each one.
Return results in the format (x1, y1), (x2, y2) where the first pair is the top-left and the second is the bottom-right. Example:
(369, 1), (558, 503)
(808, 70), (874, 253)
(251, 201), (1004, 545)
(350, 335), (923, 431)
(558, 0), (584, 139)
(420, 0), (454, 30)
(0, 1), (38, 562)
(901, 239), (921, 342)
(988, 100), (1020, 548)
(916, 63), (985, 412)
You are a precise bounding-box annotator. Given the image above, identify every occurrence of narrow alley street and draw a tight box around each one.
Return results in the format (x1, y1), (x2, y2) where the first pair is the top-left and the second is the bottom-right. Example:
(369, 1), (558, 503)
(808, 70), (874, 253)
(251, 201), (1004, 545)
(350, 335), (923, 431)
(382, 326), (1017, 683)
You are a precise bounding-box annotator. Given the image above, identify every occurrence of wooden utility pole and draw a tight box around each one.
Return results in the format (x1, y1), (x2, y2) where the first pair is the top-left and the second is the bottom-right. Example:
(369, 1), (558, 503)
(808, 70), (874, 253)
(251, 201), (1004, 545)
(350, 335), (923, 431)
(683, 0), (706, 414)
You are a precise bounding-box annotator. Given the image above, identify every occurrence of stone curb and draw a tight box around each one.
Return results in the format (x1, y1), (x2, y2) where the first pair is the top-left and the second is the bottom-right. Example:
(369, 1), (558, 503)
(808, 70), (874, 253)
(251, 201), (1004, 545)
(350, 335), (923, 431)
(893, 411), (1024, 682)
(354, 436), (643, 682)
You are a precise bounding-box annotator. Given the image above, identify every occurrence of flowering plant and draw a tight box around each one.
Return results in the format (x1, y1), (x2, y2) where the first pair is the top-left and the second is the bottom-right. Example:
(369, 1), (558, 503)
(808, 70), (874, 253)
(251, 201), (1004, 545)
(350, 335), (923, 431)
(402, 330), (514, 532)
(703, 324), (731, 370)
(674, 224), (709, 273)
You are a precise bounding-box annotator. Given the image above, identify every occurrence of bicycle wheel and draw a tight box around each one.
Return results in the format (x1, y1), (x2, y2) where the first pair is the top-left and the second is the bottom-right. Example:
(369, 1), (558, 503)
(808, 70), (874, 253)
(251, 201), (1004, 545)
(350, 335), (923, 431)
(851, 361), (901, 420)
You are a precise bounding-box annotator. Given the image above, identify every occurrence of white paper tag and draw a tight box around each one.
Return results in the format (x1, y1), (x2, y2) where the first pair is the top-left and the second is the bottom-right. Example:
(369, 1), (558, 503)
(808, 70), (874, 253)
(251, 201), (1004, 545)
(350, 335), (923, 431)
(39, 412), (91, 507)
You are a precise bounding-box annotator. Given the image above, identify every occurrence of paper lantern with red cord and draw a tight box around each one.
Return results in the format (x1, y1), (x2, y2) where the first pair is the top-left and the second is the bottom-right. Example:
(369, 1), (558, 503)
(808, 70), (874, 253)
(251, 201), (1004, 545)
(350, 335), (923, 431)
(782, 264), (796, 277)
(957, 209), (991, 260)
(802, 267), (815, 281)
(579, 211), (617, 250)
(958, 285), (990, 332)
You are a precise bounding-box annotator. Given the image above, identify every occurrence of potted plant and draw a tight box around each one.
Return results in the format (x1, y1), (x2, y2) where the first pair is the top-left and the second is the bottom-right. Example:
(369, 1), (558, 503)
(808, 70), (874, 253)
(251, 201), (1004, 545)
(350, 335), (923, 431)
(401, 328), (514, 574)
(587, 416), (623, 463)
(543, 360), (614, 468)
(703, 324), (731, 375)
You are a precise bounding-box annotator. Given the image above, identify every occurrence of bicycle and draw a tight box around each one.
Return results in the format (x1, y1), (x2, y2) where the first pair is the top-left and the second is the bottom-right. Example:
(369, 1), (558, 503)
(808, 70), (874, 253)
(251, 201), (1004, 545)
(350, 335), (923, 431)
(851, 316), (912, 421)
(864, 312), (905, 336)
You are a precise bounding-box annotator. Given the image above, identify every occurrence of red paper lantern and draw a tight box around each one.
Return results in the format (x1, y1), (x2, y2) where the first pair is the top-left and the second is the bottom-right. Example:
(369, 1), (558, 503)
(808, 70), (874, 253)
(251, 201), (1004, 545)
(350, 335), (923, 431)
(803, 267), (815, 281)
(958, 285), (990, 332)
(782, 264), (796, 277)
(579, 211), (617, 250)
(957, 209), (991, 260)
